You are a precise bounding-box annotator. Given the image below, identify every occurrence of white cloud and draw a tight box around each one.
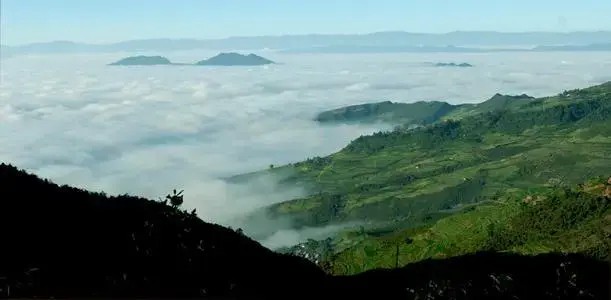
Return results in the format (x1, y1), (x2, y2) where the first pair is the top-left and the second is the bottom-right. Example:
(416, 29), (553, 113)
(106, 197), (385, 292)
(1, 51), (610, 246)
(260, 223), (361, 250)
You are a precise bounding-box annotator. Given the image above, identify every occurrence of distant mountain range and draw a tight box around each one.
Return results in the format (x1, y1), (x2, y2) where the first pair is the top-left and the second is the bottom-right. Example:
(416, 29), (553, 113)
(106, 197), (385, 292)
(108, 53), (274, 66)
(532, 43), (611, 51)
(2, 31), (611, 56)
(282, 43), (611, 54)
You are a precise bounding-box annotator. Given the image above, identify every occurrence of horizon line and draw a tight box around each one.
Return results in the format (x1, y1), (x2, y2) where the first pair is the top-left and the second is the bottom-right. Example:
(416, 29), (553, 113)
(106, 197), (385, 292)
(3, 29), (611, 47)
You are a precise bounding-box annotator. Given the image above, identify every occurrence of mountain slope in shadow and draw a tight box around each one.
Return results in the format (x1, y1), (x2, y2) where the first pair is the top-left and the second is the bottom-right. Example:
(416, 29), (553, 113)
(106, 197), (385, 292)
(0, 163), (608, 299)
(0, 163), (325, 298)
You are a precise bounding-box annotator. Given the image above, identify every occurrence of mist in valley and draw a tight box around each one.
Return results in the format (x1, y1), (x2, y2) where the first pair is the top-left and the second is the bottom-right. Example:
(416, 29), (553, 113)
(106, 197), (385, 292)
(2, 51), (611, 247)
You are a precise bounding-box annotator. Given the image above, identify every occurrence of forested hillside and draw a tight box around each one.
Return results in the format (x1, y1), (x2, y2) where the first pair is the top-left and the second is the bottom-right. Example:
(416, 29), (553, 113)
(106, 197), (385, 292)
(237, 82), (611, 273)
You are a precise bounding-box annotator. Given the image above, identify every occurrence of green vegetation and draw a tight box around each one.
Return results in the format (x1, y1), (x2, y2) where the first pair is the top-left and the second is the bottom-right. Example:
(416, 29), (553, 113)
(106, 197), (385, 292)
(315, 92), (536, 125)
(327, 179), (610, 274)
(485, 181), (610, 257)
(315, 100), (454, 125)
(272, 82), (610, 226)
(241, 82), (611, 274)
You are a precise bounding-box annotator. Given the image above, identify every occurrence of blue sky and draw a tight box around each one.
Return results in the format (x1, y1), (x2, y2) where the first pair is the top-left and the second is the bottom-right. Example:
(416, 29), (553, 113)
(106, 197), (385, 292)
(2, 0), (611, 45)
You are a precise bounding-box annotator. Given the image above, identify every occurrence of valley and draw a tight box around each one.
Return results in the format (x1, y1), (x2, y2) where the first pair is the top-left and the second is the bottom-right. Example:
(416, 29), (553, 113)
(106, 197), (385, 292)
(3, 2), (611, 298)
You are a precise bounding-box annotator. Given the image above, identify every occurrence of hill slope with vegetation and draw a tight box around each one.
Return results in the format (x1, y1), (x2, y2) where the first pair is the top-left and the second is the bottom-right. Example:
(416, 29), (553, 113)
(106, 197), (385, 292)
(0, 164), (608, 299)
(315, 93), (537, 125)
(326, 178), (610, 275)
(315, 100), (455, 125)
(236, 82), (611, 273)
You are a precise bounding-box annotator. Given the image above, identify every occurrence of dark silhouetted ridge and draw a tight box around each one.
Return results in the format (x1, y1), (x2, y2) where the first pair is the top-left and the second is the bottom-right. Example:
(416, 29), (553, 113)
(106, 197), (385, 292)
(0, 163), (608, 299)
(0, 163), (325, 298)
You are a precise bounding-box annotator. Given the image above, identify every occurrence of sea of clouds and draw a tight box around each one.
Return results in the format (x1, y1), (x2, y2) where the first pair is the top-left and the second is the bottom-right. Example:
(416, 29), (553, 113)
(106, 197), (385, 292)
(1, 51), (610, 248)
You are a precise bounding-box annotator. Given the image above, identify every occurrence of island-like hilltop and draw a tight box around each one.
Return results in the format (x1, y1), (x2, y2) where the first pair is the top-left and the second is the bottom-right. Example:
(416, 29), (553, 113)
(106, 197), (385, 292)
(196, 52), (275, 66)
(434, 62), (474, 67)
(108, 55), (172, 65)
(108, 53), (275, 66)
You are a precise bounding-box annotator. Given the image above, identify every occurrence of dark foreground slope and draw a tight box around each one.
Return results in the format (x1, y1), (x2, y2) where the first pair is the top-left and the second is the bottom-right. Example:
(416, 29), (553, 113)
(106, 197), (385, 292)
(338, 251), (609, 299)
(0, 164), (608, 299)
(0, 164), (325, 298)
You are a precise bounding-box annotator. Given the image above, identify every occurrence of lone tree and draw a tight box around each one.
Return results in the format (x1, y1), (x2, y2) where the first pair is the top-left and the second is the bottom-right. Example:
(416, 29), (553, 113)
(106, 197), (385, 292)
(166, 189), (184, 208)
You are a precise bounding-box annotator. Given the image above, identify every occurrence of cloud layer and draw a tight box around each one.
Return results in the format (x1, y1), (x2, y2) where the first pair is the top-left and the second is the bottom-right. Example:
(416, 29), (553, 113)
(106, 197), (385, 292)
(1, 51), (610, 244)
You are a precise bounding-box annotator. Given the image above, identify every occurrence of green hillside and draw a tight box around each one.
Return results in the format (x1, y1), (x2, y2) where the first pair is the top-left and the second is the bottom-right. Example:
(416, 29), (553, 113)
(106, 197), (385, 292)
(327, 178), (610, 274)
(237, 82), (611, 273)
(315, 100), (454, 125)
(315, 92), (537, 125)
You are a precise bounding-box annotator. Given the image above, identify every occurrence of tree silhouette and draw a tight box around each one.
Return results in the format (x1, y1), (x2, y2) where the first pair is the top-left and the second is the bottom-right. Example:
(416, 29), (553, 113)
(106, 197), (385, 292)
(166, 189), (184, 208)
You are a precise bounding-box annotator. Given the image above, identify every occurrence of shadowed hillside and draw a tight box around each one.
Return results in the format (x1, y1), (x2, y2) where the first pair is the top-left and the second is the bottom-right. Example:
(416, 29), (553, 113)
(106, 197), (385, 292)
(0, 164), (609, 299)
(0, 163), (325, 298)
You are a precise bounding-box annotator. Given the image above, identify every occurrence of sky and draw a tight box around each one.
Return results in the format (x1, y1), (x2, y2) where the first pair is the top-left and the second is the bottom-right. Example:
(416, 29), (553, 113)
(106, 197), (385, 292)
(2, 0), (611, 45)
